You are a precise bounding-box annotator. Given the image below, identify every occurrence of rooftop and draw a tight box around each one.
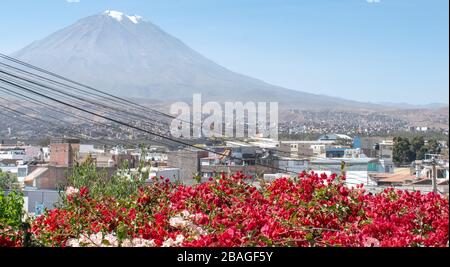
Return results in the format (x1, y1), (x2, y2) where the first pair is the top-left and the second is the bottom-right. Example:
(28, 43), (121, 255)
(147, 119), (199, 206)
(311, 157), (378, 164)
(372, 173), (418, 184)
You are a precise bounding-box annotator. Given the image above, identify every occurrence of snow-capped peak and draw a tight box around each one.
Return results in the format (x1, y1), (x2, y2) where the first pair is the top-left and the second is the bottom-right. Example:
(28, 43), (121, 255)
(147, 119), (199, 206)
(104, 10), (124, 21)
(103, 10), (143, 24)
(128, 15), (143, 24)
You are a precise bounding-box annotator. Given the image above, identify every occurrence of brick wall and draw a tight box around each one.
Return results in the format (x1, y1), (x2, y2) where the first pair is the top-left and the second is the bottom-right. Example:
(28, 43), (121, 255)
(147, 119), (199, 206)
(35, 166), (118, 190)
(49, 143), (80, 167)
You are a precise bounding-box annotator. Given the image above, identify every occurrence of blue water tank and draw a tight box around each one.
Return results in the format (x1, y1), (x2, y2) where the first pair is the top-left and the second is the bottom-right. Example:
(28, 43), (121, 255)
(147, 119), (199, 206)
(353, 136), (361, 149)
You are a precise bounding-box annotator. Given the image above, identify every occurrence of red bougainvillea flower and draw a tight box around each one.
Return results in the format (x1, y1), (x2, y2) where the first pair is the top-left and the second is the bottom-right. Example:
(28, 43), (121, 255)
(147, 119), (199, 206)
(1, 172), (445, 247)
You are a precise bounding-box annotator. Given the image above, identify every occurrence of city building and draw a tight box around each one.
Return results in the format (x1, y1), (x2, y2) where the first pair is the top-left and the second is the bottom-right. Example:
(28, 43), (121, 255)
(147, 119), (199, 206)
(24, 139), (118, 190)
(49, 138), (80, 167)
(343, 148), (366, 159)
(147, 167), (180, 182)
(309, 158), (383, 186)
(279, 142), (314, 158)
(0, 147), (27, 161)
(167, 150), (209, 185)
(273, 157), (309, 174)
(318, 134), (353, 142)
(355, 136), (393, 159)
(325, 147), (347, 158)
(279, 140), (334, 158)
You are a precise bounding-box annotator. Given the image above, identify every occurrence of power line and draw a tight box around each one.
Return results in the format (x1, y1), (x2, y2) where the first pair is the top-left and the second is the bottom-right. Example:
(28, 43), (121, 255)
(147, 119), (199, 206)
(0, 54), (178, 122)
(0, 75), (294, 175)
(0, 69), (169, 132)
(1, 55), (375, 175)
(0, 54), (283, 149)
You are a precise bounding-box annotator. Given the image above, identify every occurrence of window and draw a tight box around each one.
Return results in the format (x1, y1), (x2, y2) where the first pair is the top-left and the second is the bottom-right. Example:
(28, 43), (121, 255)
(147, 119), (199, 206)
(18, 167), (27, 177)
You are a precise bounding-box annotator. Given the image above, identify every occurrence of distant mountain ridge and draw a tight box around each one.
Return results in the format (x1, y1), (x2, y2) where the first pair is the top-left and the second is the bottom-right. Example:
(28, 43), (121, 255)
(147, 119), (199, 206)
(11, 11), (387, 110)
(374, 102), (449, 110)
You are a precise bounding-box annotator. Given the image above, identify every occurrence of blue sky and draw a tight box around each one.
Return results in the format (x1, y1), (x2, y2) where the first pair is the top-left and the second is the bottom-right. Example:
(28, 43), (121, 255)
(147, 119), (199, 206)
(0, 0), (448, 104)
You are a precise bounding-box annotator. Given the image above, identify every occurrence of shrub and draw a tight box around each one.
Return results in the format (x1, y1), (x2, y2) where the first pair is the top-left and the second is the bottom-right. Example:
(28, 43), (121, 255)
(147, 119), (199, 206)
(0, 189), (25, 247)
(26, 172), (448, 247)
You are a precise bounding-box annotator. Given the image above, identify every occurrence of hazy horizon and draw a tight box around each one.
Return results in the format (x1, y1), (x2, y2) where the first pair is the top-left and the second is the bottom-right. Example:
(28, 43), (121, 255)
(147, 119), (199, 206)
(0, 0), (448, 105)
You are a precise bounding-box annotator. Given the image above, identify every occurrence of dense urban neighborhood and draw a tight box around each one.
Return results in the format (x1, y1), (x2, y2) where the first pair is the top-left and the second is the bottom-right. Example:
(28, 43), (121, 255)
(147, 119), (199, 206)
(1, 129), (449, 247)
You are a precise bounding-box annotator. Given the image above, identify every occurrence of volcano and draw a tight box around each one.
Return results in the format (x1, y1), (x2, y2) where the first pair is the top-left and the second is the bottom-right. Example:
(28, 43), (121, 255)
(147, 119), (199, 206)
(12, 10), (377, 109)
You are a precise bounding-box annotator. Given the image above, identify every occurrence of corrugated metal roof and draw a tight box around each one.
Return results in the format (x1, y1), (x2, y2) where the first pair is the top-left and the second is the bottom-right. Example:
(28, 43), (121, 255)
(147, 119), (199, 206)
(311, 158), (377, 164)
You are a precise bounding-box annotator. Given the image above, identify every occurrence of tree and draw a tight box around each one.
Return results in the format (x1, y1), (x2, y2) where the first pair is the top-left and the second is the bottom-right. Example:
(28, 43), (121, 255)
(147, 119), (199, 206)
(393, 137), (414, 165)
(0, 170), (18, 190)
(411, 136), (427, 160)
(63, 155), (147, 201)
(0, 190), (24, 228)
(426, 139), (441, 155)
(393, 135), (445, 165)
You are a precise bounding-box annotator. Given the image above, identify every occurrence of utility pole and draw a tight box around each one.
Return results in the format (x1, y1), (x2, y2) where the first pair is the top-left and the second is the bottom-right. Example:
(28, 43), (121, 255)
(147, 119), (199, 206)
(431, 159), (438, 194)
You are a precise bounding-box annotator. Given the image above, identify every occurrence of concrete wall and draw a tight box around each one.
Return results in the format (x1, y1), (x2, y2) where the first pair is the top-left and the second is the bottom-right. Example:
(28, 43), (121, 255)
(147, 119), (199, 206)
(275, 159), (308, 174)
(306, 170), (377, 187)
(149, 168), (180, 183)
(28, 165), (117, 190)
(279, 143), (313, 158)
(4, 189), (61, 215)
(23, 189), (61, 215)
(167, 151), (208, 185)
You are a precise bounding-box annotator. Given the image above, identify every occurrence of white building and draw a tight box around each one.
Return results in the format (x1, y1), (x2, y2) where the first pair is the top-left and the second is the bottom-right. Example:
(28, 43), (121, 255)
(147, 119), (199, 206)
(343, 148), (366, 159)
(110, 146), (127, 155)
(309, 158), (382, 186)
(80, 144), (105, 154)
(0, 148), (26, 160)
(279, 140), (334, 158)
(40, 147), (50, 162)
(148, 167), (180, 182)
(263, 173), (295, 181)
(145, 153), (168, 162)
(247, 137), (280, 149)
(276, 157), (309, 174)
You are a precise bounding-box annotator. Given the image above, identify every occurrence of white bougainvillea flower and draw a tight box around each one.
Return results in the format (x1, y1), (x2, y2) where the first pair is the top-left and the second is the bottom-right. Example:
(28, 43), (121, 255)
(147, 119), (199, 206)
(169, 216), (188, 228)
(103, 233), (119, 247)
(66, 238), (80, 247)
(162, 238), (175, 247)
(66, 186), (79, 196)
